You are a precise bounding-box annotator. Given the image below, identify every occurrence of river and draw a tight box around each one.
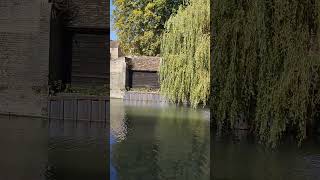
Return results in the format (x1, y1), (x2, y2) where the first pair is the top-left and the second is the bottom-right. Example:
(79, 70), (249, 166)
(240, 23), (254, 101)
(110, 99), (210, 180)
(0, 114), (108, 180)
(213, 130), (320, 180)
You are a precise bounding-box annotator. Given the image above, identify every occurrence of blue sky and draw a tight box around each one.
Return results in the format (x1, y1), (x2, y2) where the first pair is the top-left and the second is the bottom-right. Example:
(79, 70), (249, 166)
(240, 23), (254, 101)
(110, 0), (117, 40)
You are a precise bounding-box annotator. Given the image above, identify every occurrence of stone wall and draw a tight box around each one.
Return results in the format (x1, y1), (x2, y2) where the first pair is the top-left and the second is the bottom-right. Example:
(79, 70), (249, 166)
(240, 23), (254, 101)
(0, 0), (51, 117)
(110, 57), (128, 98)
(110, 47), (122, 60)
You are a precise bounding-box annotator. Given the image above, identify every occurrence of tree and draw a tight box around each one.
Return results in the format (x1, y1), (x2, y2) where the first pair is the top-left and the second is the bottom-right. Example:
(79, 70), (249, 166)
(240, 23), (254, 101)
(159, 0), (210, 107)
(212, 0), (320, 147)
(112, 0), (185, 56)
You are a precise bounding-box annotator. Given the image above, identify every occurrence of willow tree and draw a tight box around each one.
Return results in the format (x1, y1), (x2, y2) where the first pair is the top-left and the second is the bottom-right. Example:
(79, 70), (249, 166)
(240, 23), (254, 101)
(160, 0), (210, 107)
(213, 0), (320, 147)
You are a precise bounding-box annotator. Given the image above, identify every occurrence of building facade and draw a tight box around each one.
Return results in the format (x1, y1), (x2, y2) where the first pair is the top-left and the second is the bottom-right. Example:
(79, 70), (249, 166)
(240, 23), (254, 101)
(110, 56), (161, 98)
(127, 56), (160, 89)
(50, 0), (109, 87)
(0, 0), (51, 116)
(0, 0), (109, 117)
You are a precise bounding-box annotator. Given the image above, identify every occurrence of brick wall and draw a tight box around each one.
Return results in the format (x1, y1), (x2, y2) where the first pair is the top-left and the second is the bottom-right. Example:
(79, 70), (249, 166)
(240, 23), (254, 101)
(0, 0), (51, 117)
(68, 0), (109, 28)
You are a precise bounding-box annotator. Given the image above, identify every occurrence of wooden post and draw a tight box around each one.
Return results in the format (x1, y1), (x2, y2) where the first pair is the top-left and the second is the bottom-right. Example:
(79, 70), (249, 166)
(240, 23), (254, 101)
(75, 99), (78, 121)
(62, 99), (64, 120)
(89, 99), (92, 122)
(48, 100), (51, 121)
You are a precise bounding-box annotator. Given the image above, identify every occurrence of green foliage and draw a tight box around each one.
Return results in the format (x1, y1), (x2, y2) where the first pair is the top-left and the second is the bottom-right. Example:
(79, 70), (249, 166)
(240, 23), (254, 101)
(63, 84), (109, 96)
(49, 80), (64, 95)
(159, 0), (210, 107)
(48, 81), (108, 96)
(112, 0), (185, 56)
(212, 0), (320, 147)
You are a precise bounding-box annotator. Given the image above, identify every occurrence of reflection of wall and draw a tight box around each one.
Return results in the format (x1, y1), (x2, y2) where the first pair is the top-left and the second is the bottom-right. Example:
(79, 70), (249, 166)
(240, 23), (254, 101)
(48, 120), (108, 179)
(0, 115), (48, 180)
(0, 0), (51, 116)
(112, 104), (160, 180)
(110, 99), (127, 140)
(155, 109), (210, 180)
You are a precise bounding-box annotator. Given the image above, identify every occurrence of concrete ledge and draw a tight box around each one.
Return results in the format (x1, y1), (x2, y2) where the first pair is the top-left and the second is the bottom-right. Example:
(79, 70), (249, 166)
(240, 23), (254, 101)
(51, 93), (110, 101)
(124, 91), (168, 102)
(0, 111), (47, 119)
(110, 90), (125, 99)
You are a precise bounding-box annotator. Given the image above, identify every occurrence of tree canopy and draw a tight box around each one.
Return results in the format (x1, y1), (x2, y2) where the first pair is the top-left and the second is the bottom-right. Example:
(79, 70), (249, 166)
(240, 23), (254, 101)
(159, 0), (210, 107)
(212, 0), (320, 147)
(112, 0), (185, 56)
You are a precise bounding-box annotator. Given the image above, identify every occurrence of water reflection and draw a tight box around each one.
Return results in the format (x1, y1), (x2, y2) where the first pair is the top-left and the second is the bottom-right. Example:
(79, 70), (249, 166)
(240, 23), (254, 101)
(213, 131), (320, 180)
(110, 99), (210, 180)
(47, 120), (108, 180)
(0, 115), (48, 180)
(110, 134), (117, 180)
(0, 115), (108, 180)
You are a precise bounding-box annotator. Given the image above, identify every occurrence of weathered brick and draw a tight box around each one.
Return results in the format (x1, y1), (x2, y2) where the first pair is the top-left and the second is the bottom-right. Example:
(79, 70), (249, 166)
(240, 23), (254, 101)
(0, 0), (51, 117)
(67, 0), (109, 28)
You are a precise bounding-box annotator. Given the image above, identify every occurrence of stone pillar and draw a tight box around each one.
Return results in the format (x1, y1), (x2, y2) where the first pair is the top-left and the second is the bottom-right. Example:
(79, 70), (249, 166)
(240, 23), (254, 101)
(110, 57), (127, 98)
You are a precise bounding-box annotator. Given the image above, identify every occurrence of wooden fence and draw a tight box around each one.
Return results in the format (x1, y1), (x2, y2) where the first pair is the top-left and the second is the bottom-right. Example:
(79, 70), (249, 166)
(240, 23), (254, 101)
(48, 94), (109, 122)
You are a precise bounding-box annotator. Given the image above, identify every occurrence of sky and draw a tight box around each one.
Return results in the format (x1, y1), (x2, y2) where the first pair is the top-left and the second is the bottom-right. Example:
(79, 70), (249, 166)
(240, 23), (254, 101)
(110, 1), (117, 40)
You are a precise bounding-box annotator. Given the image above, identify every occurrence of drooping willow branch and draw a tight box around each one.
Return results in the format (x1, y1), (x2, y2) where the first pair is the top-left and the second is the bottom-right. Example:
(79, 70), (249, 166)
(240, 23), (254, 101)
(160, 0), (210, 107)
(212, 0), (320, 147)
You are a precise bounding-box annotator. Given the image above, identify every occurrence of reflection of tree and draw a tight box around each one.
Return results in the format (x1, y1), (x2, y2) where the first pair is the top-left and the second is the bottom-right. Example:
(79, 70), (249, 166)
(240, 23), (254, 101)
(155, 108), (210, 180)
(112, 106), (160, 180)
(111, 103), (210, 180)
(212, 131), (311, 180)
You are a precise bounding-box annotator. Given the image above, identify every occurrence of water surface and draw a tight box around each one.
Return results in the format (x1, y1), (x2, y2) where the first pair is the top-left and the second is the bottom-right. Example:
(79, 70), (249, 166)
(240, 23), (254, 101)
(110, 99), (210, 180)
(0, 115), (108, 180)
(213, 130), (320, 180)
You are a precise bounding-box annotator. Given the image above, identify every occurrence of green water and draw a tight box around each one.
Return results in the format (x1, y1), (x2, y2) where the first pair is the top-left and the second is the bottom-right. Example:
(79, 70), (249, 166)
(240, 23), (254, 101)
(0, 115), (108, 180)
(213, 131), (320, 180)
(110, 99), (210, 180)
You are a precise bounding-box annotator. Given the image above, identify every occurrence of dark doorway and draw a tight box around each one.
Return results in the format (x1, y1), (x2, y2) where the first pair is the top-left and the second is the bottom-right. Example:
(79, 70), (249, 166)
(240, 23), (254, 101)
(70, 31), (109, 87)
(49, 17), (73, 85)
(49, 26), (109, 90)
(129, 70), (160, 88)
